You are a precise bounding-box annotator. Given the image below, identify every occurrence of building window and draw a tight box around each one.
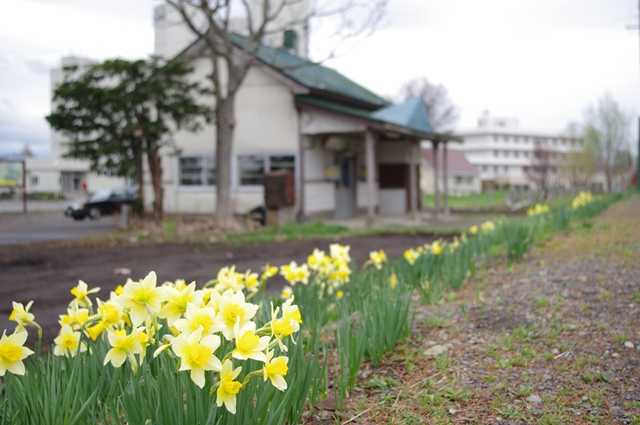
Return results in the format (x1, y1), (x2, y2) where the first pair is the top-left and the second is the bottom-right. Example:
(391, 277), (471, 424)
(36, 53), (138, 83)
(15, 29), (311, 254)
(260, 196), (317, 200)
(238, 155), (266, 186)
(494, 150), (499, 157)
(514, 151), (520, 158)
(482, 165), (488, 172)
(179, 156), (216, 186)
(237, 154), (296, 186)
(269, 155), (295, 174)
(30, 175), (38, 186)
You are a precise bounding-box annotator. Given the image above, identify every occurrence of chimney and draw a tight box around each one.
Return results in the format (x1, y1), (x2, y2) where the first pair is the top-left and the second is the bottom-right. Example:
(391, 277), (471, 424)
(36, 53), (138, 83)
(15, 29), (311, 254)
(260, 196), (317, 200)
(283, 29), (299, 52)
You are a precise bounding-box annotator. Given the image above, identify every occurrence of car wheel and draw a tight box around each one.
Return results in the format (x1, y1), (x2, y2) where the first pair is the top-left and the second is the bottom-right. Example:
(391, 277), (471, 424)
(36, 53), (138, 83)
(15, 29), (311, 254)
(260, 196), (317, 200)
(88, 208), (101, 220)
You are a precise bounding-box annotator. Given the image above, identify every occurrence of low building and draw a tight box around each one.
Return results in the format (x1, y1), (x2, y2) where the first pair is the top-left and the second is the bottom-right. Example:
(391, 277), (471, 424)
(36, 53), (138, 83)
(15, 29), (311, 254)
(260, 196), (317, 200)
(152, 4), (458, 219)
(421, 148), (480, 196)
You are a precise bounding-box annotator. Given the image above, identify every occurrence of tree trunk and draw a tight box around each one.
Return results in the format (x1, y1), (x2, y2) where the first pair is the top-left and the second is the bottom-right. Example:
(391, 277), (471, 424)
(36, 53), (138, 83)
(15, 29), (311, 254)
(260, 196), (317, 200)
(135, 144), (145, 216)
(146, 147), (164, 221)
(214, 96), (236, 226)
(605, 167), (612, 193)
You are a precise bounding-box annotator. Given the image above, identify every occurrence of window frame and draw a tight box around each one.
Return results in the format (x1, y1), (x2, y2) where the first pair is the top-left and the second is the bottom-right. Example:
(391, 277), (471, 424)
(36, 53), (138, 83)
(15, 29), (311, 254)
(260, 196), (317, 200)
(236, 153), (296, 189)
(178, 156), (216, 188)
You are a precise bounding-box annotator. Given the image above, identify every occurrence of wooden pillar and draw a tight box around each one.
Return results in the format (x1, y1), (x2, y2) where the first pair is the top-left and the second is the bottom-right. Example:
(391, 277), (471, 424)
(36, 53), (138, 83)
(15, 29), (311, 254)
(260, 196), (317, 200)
(21, 159), (27, 214)
(296, 113), (306, 222)
(365, 129), (376, 225)
(432, 141), (439, 219)
(443, 141), (449, 215)
(408, 144), (418, 217)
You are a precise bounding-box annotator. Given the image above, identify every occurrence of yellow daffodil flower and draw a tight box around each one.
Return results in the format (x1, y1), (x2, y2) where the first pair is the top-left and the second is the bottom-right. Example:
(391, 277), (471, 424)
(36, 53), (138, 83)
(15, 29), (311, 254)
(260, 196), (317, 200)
(174, 304), (217, 336)
(243, 271), (260, 293)
(0, 328), (33, 377)
(389, 273), (398, 289)
(215, 267), (244, 292)
(216, 291), (259, 340)
(86, 322), (106, 341)
(329, 243), (351, 263)
(307, 249), (327, 271)
(469, 224), (479, 235)
(53, 325), (86, 357)
(280, 286), (293, 300)
(335, 290), (344, 299)
(232, 323), (269, 362)
(263, 351), (288, 391)
(70, 280), (100, 307)
(59, 306), (90, 329)
(260, 264), (279, 282)
(118, 272), (162, 326)
(171, 328), (221, 388)
(97, 299), (123, 327)
(368, 250), (387, 269)
(404, 248), (419, 265)
(280, 262), (310, 286)
(216, 359), (243, 414)
(431, 241), (443, 256)
(9, 301), (37, 329)
(160, 281), (198, 325)
(104, 328), (145, 370)
(481, 221), (495, 233)
(281, 298), (302, 329)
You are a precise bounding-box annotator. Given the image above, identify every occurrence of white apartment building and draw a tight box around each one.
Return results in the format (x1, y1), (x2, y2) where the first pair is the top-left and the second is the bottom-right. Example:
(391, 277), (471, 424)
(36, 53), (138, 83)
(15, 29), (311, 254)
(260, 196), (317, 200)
(456, 112), (585, 191)
(26, 56), (124, 197)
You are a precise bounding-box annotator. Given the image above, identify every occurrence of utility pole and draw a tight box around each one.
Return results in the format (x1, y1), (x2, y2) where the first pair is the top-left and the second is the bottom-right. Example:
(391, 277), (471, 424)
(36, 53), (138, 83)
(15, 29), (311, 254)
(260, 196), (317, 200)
(636, 0), (640, 190)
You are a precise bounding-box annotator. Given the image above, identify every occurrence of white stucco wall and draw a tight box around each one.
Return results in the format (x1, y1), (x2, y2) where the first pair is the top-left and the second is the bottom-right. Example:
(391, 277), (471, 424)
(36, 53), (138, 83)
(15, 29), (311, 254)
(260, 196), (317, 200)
(160, 59), (300, 214)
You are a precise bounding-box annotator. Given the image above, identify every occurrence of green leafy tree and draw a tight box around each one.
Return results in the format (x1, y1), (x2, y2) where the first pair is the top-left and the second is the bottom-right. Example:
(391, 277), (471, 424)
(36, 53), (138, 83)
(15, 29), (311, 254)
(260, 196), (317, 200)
(47, 58), (210, 219)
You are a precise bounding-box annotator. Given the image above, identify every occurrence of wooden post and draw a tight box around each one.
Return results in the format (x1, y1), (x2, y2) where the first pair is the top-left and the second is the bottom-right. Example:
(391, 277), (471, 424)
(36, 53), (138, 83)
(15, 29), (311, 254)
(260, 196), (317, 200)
(432, 141), (439, 219)
(21, 159), (27, 214)
(408, 144), (418, 217)
(296, 110), (306, 222)
(365, 129), (376, 226)
(443, 141), (449, 215)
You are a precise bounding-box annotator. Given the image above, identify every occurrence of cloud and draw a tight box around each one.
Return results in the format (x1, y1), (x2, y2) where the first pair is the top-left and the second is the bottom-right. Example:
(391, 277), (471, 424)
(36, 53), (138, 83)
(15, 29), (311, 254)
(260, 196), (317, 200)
(0, 0), (156, 157)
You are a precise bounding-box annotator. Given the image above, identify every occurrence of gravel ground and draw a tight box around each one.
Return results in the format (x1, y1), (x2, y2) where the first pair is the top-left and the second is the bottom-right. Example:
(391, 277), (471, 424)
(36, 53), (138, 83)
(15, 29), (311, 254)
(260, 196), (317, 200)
(334, 196), (640, 425)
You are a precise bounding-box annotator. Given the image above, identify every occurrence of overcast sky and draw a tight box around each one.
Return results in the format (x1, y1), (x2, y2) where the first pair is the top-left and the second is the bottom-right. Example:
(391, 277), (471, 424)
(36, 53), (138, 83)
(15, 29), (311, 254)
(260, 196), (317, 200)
(0, 0), (638, 156)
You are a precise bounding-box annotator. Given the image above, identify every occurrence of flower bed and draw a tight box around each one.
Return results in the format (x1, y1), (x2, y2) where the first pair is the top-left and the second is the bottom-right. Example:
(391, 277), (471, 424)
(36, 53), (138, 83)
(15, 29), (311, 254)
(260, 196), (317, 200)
(0, 192), (623, 425)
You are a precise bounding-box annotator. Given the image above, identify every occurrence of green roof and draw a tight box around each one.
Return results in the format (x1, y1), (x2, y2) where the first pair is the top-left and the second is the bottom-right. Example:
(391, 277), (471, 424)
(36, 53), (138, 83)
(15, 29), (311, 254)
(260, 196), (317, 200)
(371, 97), (433, 134)
(231, 34), (388, 108)
(296, 95), (459, 142)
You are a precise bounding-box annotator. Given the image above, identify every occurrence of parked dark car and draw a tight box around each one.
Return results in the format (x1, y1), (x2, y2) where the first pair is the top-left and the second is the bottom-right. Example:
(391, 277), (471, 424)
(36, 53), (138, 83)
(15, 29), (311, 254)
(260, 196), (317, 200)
(65, 188), (137, 220)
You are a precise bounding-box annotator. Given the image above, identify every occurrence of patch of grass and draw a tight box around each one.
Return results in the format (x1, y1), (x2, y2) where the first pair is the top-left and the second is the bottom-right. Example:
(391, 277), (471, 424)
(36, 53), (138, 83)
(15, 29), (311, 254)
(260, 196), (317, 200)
(226, 222), (349, 243)
(581, 370), (608, 384)
(162, 218), (177, 239)
(365, 375), (399, 391)
(535, 296), (550, 309)
(423, 191), (506, 209)
(633, 292), (640, 303)
(434, 354), (450, 372)
(514, 384), (533, 398)
(613, 333), (630, 344)
(424, 316), (449, 329)
(226, 220), (465, 245)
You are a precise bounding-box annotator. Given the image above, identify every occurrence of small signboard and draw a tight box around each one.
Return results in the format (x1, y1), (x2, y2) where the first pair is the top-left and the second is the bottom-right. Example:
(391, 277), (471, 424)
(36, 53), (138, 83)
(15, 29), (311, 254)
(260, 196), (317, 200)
(0, 161), (21, 187)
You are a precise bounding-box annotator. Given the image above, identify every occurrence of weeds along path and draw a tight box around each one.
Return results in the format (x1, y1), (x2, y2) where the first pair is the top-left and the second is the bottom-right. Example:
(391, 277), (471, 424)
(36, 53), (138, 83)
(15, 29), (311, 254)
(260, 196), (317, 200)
(332, 196), (640, 425)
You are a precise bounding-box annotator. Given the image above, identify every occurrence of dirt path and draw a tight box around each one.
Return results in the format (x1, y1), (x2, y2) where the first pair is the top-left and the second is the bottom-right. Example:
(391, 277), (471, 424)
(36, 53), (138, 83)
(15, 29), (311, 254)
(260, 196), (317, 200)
(0, 233), (442, 341)
(335, 196), (640, 425)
